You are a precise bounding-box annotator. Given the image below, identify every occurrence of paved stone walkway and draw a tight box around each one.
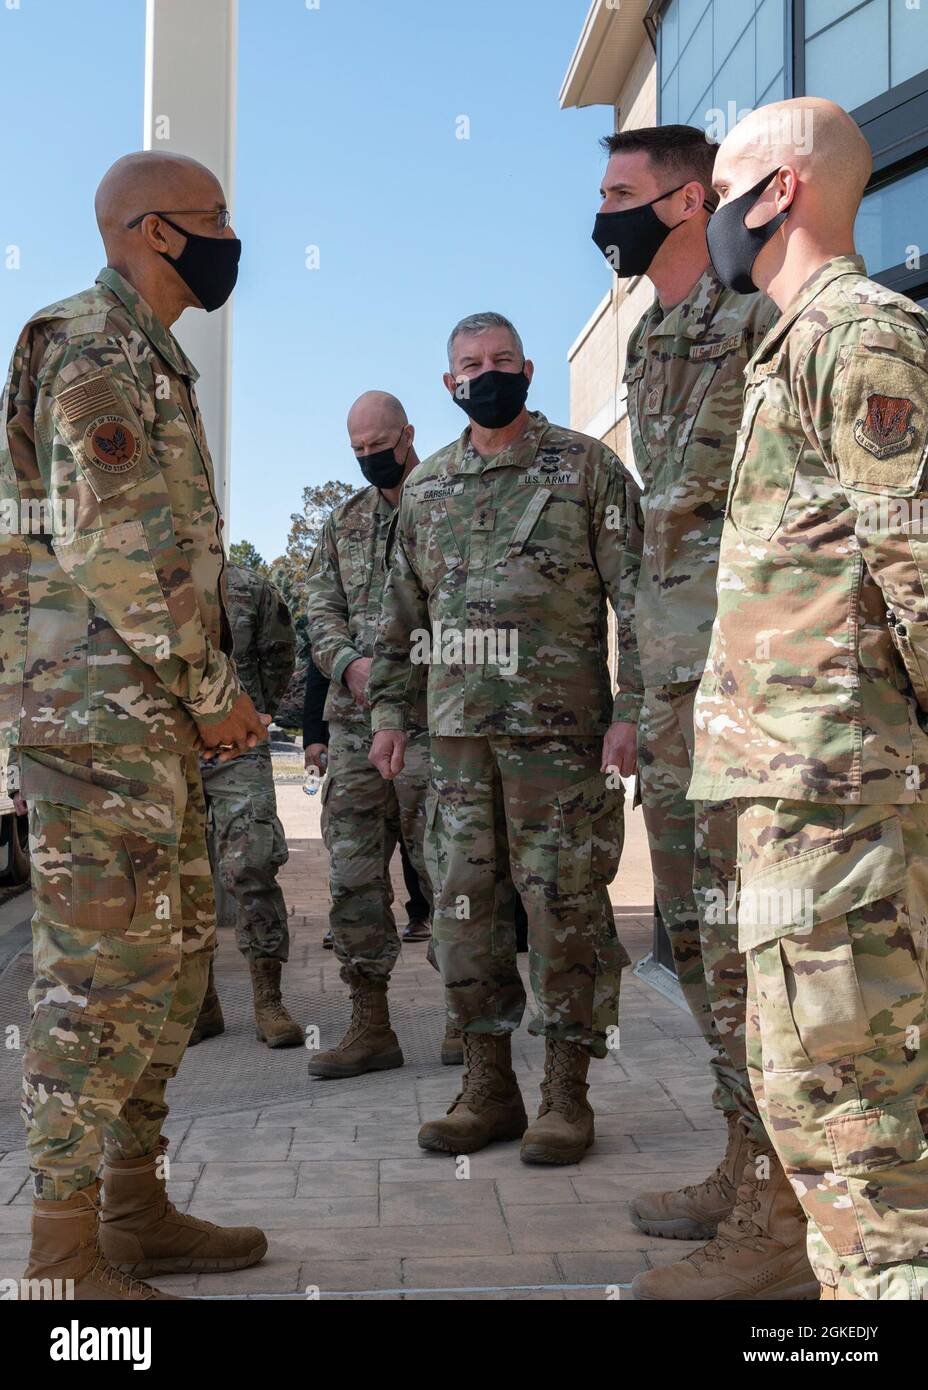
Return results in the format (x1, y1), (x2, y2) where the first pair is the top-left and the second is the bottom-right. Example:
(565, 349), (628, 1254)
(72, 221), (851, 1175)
(0, 781), (723, 1299)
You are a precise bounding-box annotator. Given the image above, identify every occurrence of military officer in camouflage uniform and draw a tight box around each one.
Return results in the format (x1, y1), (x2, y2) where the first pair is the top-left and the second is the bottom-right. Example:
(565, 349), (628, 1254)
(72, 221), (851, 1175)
(193, 563), (301, 1049)
(591, 125), (813, 1300)
(689, 97), (928, 1301)
(369, 313), (635, 1163)
(0, 152), (270, 1300)
(305, 391), (447, 1078)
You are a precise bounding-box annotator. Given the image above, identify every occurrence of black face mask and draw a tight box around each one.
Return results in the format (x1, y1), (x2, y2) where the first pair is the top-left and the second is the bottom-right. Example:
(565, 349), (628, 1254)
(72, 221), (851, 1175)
(358, 430), (409, 490)
(592, 181), (706, 278)
(159, 215), (242, 311)
(707, 170), (789, 294)
(453, 369), (530, 429)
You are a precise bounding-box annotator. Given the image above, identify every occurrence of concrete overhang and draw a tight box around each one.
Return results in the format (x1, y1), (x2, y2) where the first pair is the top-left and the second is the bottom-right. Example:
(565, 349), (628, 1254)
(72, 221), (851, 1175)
(559, 0), (655, 110)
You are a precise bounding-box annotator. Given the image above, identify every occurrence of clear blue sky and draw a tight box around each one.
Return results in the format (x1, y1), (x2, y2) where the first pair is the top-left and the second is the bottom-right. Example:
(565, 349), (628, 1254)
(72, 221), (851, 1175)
(0, 0), (615, 563)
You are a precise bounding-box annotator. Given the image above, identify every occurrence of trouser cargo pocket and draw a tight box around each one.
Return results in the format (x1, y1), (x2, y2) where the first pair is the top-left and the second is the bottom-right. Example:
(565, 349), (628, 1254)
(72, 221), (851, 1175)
(556, 773), (624, 896)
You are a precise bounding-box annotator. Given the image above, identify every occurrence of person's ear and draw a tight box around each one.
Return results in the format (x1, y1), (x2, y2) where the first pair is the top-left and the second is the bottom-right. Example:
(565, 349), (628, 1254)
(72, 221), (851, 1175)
(405, 424), (415, 446)
(443, 371), (459, 399)
(776, 166), (799, 212)
(523, 359), (534, 384)
(141, 213), (178, 256)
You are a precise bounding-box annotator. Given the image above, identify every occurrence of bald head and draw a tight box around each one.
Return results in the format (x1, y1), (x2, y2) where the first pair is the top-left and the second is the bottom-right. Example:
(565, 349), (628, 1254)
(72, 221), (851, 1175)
(347, 391), (408, 440)
(710, 98), (872, 306)
(95, 151), (225, 257)
(716, 98), (872, 222)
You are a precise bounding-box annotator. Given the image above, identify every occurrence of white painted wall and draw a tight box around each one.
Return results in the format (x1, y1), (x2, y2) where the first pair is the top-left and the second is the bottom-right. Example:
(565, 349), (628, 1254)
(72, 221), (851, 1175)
(143, 0), (237, 527)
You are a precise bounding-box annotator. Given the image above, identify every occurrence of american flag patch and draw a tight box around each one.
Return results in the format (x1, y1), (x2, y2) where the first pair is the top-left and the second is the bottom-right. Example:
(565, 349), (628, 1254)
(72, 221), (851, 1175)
(55, 374), (119, 424)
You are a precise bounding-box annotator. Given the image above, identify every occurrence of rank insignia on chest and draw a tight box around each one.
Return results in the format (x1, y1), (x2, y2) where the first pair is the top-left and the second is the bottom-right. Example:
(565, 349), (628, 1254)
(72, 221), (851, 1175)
(645, 387), (664, 414)
(518, 471), (579, 486)
(854, 394), (917, 460)
(83, 415), (143, 474)
(421, 482), (465, 502)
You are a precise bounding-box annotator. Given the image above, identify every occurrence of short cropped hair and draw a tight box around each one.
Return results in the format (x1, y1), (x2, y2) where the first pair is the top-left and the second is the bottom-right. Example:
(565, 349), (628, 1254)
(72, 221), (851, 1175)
(447, 312), (525, 371)
(600, 124), (717, 208)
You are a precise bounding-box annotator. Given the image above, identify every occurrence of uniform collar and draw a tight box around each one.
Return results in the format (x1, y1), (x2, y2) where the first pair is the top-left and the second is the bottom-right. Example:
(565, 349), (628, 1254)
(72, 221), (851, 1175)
(653, 268), (726, 340)
(454, 410), (549, 475)
(630, 269), (727, 364)
(96, 267), (199, 381)
(752, 254), (868, 361)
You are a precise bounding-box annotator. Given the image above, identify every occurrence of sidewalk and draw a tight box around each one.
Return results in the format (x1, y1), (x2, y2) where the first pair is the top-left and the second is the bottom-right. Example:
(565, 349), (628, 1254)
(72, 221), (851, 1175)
(0, 780), (723, 1300)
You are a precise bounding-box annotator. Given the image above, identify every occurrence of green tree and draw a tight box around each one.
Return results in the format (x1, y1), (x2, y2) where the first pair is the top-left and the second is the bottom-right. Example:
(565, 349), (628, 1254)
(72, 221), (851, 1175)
(283, 480), (356, 595)
(228, 538), (268, 574)
(267, 479), (358, 731)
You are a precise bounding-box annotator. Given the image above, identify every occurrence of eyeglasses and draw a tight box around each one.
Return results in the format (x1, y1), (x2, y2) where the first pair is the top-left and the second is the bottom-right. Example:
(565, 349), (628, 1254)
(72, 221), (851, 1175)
(126, 208), (232, 234)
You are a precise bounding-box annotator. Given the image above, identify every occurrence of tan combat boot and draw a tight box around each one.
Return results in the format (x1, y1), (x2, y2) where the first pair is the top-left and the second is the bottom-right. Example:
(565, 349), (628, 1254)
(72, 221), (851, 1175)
(418, 1033), (528, 1154)
(249, 957), (304, 1048)
(520, 1039), (595, 1165)
(100, 1142), (268, 1277)
(188, 958), (225, 1046)
(629, 1112), (747, 1240)
(629, 1143), (818, 1300)
(307, 978), (404, 1078)
(25, 1180), (179, 1300)
(441, 1022), (464, 1066)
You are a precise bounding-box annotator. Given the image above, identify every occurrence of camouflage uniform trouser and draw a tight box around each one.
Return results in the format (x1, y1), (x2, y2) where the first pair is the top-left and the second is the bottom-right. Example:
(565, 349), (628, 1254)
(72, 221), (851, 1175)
(20, 744), (214, 1201)
(321, 722), (431, 987)
(201, 743), (289, 962)
(738, 799), (928, 1299)
(638, 683), (761, 1140)
(427, 735), (628, 1059)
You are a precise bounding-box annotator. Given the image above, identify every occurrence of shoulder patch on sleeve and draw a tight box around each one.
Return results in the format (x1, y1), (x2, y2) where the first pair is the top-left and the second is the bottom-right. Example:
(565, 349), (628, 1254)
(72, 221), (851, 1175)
(55, 373), (120, 424)
(836, 352), (928, 493)
(82, 416), (142, 476)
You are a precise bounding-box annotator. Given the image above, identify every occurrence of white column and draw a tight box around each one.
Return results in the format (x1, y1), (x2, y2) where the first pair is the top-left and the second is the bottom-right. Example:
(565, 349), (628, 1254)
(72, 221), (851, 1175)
(143, 0), (238, 527)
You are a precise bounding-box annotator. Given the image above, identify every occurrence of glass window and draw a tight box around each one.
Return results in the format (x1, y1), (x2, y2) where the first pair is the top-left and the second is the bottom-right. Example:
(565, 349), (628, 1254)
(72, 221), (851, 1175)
(679, 6), (714, 122)
(756, 0), (785, 94)
(714, 24), (756, 121)
(658, 0), (787, 133)
(804, 0), (928, 109)
(855, 164), (928, 274)
(891, 0), (928, 88)
(805, 0), (889, 110)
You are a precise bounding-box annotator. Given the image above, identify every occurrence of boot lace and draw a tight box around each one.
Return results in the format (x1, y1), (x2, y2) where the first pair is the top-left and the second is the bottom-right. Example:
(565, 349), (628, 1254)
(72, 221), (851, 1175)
(538, 1040), (584, 1119)
(88, 1242), (162, 1299)
(339, 987), (373, 1049)
(453, 1038), (500, 1109)
(692, 1144), (769, 1264)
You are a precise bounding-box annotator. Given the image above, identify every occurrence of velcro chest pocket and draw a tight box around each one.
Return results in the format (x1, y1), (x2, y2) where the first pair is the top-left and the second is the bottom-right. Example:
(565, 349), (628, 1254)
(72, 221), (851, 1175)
(728, 386), (803, 540)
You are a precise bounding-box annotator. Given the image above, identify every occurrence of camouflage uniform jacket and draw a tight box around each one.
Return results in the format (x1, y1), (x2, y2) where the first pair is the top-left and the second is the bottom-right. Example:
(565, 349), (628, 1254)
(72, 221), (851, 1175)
(368, 411), (638, 736)
(305, 484), (427, 728)
(690, 255), (928, 803)
(0, 267), (240, 752)
(224, 564), (295, 718)
(623, 270), (777, 689)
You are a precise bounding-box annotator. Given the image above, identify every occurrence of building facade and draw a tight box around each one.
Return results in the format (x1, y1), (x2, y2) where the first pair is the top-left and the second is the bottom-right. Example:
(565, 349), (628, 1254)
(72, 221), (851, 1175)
(560, 0), (928, 469)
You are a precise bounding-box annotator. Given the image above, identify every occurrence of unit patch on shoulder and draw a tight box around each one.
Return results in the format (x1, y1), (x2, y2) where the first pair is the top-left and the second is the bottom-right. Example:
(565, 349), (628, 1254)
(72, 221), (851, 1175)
(854, 394), (916, 461)
(83, 415), (143, 475)
(55, 373), (120, 424)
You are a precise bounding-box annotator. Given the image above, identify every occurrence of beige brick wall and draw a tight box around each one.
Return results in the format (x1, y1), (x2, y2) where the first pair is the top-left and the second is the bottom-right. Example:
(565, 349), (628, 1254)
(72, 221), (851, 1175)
(568, 36), (658, 477)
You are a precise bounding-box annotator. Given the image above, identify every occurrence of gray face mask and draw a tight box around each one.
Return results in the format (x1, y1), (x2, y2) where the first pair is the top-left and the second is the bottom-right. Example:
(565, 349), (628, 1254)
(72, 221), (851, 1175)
(706, 169), (789, 294)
